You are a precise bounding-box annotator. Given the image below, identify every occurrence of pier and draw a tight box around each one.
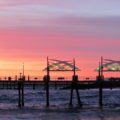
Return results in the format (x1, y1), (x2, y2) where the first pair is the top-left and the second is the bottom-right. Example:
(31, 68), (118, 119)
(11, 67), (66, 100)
(0, 79), (120, 107)
(0, 79), (120, 90)
(0, 57), (120, 108)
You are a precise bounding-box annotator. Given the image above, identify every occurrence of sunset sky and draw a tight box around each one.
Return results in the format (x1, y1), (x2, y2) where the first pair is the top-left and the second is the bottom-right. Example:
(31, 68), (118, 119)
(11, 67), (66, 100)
(0, 0), (120, 79)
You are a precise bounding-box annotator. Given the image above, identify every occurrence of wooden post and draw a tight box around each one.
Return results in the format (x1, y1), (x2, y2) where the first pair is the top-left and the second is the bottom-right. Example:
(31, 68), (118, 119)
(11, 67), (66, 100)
(69, 76), (74, 106)
(69, 58), (75, 106)
(22, 63), (25, 107)
(99, 80), (103, 107)
(46, 56), (50, 107)
(69, 58), (82, 107)
(101, 57), (104, 79)
(98, 57), (103, 108)
(75, 76), (82, 107)
(18, 80), (21, 107)
(46, 75), (50, 107)
(69, 87), (73, 106)
(21, 80), (24, 107)
(18, 73), (24, 108)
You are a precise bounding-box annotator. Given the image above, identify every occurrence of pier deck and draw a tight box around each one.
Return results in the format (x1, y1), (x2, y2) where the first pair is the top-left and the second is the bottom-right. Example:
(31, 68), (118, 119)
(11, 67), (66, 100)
(0, 80), (120, 89)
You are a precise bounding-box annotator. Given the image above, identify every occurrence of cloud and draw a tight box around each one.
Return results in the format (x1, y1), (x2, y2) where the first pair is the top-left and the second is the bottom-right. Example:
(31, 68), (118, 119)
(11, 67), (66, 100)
(0, 0), (120, 77)
(0, 0), (120, 39)
(0, 0), (48, 6)
(1, 0), (120, 17)
(51, 15), (120, 39)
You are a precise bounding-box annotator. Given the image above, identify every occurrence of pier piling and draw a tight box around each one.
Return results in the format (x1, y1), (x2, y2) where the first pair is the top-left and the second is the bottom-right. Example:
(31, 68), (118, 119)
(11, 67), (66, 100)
(69, 75), (82, 107)
(44, 75), (50, 107)
(18, 77), (24, 108)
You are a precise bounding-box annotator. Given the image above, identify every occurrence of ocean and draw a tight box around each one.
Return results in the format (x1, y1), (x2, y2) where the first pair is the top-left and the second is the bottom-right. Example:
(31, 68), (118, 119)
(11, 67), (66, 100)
(0, 88), (120, 120)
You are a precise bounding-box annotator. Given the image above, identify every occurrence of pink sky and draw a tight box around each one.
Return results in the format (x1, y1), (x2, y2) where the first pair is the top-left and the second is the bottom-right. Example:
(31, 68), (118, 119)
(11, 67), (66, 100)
(0, 0), (120, 79)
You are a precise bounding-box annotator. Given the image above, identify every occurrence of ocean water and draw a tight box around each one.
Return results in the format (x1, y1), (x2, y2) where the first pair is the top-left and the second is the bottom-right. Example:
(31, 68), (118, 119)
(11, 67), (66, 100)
(0, 88), (120, 120)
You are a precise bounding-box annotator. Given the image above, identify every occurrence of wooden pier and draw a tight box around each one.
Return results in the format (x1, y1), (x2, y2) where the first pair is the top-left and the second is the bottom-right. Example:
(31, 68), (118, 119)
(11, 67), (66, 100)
(0, 57), (120, 108)
(0, 79), (120, 108)
(0, 80), (120, 90)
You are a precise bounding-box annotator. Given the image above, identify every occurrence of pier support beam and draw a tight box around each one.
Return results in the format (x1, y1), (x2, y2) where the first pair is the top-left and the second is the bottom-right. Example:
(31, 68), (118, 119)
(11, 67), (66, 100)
(43, 56), (50, 107)
(43, 75), (50, 107)
(18, 78), (24, 108)
(69, 58), (82, 107)
(97, 57), (104, 108)
(97, 75), (103, 108)
(69, 75), (82, 107)
(99, 80), (103, 108)
(46, 75), (50, 107)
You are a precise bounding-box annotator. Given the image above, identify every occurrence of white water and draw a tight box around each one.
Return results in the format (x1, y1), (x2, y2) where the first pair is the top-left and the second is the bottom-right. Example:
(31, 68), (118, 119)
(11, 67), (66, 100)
(0, 89), (120, 120)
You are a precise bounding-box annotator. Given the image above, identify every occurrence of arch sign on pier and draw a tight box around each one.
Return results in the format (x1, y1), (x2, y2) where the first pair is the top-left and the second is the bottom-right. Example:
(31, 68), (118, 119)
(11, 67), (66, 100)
(43, 57), (82, 107)
(97, 58), (120, 73)
(96, 57), (120, 107)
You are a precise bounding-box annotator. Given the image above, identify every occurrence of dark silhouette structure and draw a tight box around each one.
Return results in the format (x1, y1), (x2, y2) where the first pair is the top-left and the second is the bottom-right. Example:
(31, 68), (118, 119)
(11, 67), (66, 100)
(18, 74), (24, 108)
(44, 56), (50, 107)
(69, 59), (82, 107)
(97, 57), (104, 107)
(0, 57), (120, 108)
(18, 63), (25, 108)
(44, 57), (82, 107)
